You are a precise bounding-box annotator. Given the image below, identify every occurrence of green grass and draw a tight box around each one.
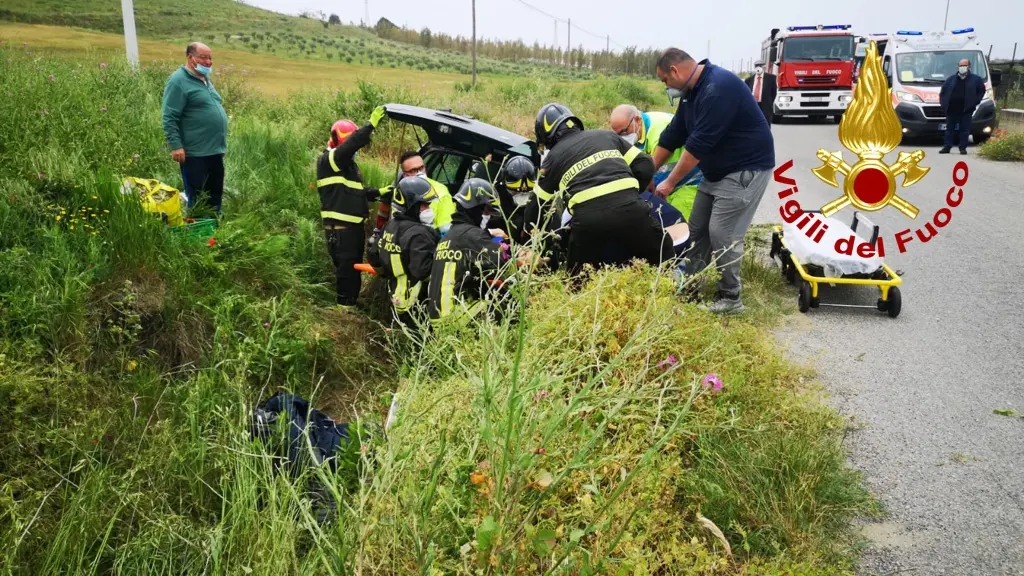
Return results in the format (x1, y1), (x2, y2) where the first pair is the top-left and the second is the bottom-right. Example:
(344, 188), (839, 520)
(0, 47), (873, 574)
(978, 130), (1024, 161)
(0, 0), (603, 81)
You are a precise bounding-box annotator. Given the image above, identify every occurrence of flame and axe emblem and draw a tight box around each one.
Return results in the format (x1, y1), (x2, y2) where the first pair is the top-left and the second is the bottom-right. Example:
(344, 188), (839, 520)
(812, 41), (929, 219)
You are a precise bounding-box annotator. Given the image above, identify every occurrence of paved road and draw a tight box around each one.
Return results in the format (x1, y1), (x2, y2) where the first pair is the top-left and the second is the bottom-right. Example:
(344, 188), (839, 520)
(757, 119), (1024, 575)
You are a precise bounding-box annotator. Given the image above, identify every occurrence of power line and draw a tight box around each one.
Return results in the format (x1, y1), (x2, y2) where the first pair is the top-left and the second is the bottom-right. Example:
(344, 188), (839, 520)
(502, 0), (623, 51)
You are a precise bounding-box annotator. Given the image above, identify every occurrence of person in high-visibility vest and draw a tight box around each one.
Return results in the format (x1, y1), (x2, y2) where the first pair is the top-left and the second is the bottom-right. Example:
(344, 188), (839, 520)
(533, 103), (673, 280)
(315, 105), (388, 309)
(609, 104), (703, 222)
(375, 152), (458, 235)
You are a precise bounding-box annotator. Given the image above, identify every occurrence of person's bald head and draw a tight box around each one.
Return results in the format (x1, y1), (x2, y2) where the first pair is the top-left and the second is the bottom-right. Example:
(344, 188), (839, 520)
(185, 42), (213, 75)
(609, 104), (641, 138)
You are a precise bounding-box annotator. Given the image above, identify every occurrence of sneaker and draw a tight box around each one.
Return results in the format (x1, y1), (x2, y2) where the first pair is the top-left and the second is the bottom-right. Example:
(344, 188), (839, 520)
(700, 297), (745, 314)
(959, 148), (968, 155)
(938, 147), (951, 154)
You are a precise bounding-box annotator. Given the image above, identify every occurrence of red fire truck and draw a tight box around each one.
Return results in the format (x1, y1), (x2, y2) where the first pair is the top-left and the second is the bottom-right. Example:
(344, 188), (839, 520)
(761, 25), (857, 123)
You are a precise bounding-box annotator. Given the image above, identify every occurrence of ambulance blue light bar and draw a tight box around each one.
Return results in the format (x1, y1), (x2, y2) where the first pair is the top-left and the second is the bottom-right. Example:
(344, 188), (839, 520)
(896, 30), (923, 35)
(787, 25), (851, 31)
(951, 28), (975, 34)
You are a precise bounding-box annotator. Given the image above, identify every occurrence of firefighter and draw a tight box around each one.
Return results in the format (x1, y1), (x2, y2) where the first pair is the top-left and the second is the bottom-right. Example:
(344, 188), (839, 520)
(316, 105), (389, 309)
(609, 104), (703, 223)
(370, 176), (440, 328)
(488, 155), (537, 244)
(427, 178), (518, 325)
(533, 103), (673, 279)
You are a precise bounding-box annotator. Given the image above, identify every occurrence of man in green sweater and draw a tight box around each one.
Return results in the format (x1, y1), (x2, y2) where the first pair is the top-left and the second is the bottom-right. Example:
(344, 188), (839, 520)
(161, 42), (229, 214)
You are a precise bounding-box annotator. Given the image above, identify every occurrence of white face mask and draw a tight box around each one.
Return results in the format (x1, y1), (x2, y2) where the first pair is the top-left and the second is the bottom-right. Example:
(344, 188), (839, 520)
(415, 172), (428, 180)
(513, 192), (531, 207)
(479, 213), (491, 229)
(622, 132), (638, 146)
(958, 66), (968, 75)
(418, 207), (435, 226)
(755, 66), (763, 75)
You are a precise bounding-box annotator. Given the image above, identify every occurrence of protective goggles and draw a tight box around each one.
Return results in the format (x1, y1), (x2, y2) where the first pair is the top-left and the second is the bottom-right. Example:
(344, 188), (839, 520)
(504, 177), (536, 192)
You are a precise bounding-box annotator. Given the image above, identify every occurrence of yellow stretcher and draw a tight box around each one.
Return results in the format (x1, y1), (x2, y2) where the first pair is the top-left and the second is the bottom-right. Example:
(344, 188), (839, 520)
(770, 211), (903, 318)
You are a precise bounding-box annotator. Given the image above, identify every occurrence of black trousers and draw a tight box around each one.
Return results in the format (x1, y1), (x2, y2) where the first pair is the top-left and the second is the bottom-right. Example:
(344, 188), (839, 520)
(181, 154), (225, 214)
(567, 192), (674, 278)
(943, 111), (972, 150)
(325, 223), (365, 305)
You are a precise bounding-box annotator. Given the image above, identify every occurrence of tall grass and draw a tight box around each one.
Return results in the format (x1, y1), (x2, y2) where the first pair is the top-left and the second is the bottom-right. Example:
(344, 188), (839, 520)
(0, 48), (872, 574)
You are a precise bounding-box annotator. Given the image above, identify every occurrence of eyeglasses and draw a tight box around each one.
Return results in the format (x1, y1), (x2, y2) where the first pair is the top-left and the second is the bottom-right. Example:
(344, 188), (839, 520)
(614, 114), (640, 136)
(403, 164), (426, 175)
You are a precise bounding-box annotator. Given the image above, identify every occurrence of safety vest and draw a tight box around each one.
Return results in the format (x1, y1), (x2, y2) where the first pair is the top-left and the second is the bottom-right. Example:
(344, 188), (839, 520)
(426, 178), (456, 231)
(640, 111), (682, 165)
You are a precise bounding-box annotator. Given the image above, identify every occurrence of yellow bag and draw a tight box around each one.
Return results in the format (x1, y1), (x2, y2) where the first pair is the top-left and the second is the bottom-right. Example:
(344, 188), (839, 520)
(120, 177), (184, 226)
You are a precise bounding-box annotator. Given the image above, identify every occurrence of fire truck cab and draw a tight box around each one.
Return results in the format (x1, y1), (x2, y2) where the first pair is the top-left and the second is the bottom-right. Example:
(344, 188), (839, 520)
(872, 28), (1001, 143)
(762, 25), (857, 123)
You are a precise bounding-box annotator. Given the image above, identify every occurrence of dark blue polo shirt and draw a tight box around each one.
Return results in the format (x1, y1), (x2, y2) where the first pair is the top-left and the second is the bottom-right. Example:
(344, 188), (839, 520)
(658, 60), (775, 182)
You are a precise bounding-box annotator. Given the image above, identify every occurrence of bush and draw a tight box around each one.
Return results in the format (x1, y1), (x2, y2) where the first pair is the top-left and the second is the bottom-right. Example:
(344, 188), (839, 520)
(978, 129), (1024, 161)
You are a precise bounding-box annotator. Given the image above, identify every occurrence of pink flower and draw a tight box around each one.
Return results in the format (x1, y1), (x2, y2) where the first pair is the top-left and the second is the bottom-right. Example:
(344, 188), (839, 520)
(99, 62), (108, 69)
(701, 373), (723, 392)
(262, 322), (270, 328)
(656, 354), (678, 371)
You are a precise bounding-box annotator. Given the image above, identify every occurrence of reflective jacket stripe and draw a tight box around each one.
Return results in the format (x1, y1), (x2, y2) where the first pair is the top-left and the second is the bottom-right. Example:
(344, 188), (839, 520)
(320, 211), (364, 224)
(328, 148), (341, 173)
(390, 253), (423, 313)
(622, 146), (641, 165)
(317, 175), (364, 189)
(567, 177), (639, 210)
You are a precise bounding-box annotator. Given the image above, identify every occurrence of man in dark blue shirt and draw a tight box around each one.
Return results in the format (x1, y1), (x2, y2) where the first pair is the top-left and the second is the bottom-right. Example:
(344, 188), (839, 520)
(652, 48), (775, 314)
(939, 58), (986, 155)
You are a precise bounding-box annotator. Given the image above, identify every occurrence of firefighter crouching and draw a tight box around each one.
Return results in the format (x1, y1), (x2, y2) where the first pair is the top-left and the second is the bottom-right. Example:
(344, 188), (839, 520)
(368, 176), (441, 328)
(427, 178), (527, 325)
(533, 103), (673, 278)
(316, 105), (389, 309)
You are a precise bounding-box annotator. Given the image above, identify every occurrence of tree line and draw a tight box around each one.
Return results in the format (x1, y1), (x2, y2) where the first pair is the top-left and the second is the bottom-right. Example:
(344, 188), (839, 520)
(370, 18), (664, 77)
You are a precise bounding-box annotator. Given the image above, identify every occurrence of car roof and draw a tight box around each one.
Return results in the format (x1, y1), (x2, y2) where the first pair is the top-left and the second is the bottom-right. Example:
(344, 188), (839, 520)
(384, 103), (538, 163)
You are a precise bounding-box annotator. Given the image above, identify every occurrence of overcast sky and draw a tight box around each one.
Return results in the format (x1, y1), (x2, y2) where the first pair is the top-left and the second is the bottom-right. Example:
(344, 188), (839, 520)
(244, 0), (1023, 68)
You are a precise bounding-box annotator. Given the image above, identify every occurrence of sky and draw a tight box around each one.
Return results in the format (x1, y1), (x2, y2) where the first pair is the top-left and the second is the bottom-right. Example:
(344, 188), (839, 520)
(242, 0), (1024, 69)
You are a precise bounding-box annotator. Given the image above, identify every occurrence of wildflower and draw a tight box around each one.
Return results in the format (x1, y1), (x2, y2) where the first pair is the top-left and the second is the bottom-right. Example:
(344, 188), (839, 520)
(263, 322), (270, 328)
(533, 390), (549, 402)
(103, 209), (110, 214)
(100, 107), (107, 113)
(48, 74), (55, 81)
(656, 354), (678, 371)
(69, 225), (74, 231)
(91, 195), (98, 200)
(99, 62), (108, 69)
(701, 373), (724, 392)
(127, 360), (137, 372)
(132, 153), (140, 162)
(55, 215), (61, 221)
(207, 238), (217, 247)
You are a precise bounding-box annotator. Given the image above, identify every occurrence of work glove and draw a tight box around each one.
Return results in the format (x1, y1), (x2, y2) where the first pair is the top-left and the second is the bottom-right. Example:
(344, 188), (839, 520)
(369, 105), (387, 129)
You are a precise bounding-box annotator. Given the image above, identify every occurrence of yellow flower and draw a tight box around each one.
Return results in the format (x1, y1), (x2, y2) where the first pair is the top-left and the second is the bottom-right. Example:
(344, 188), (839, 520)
(55, 215), (61, 221)
(103, 210), (110, 214)
(91, 196), (98, 200)
(127, 360), (137, 372)
(69, 225), (74, 231)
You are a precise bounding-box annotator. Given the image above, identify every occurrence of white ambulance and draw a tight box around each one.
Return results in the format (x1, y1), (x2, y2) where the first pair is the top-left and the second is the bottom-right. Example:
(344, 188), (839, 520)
(872, 28), (1003, 143)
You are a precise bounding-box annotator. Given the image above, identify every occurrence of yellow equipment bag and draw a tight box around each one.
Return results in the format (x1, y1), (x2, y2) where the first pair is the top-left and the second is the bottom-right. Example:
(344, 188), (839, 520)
(120, 177), (185, 226)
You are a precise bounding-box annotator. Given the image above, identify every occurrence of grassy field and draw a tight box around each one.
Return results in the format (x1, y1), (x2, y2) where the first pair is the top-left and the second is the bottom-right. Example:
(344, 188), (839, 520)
(0, 0), (599, 81)
(0, 24), (875, 576)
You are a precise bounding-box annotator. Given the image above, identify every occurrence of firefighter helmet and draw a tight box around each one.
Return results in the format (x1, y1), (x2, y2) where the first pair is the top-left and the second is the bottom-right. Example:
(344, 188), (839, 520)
(454, 178), (498, 211)
(329, 119), (359, 148)
(534, 103), (582, 148)
(392, 176), (436, 215)
(501, 156), (537, 192)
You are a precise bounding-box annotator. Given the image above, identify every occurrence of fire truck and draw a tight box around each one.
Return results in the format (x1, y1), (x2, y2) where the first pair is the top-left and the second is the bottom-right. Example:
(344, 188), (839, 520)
(761, 25), (857, 123)
(870, 28), (1002, 143)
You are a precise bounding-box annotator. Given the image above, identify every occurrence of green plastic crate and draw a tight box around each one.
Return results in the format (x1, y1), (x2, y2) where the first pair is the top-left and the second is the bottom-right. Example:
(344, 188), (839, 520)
(170, 218), (217, 240)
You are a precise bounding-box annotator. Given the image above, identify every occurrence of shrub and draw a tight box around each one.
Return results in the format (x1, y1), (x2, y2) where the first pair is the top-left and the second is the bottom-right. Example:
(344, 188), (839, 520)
(978, 129), (1024, 161)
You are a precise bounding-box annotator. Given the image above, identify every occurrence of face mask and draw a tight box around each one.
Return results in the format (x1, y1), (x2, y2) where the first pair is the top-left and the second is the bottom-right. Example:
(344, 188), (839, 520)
(196, 64), (212, 76)
(669, 64), (700, 101)
(958, 66), (968, 75)
(622, 132), (638, 146)
(667, 87), (684, 103)
(415, 172), (428, 180)
(479, 213), (491, 229)
(418, 208), (435, 226)
(755, 67), (763, 75)
(513, 192), (531, 207)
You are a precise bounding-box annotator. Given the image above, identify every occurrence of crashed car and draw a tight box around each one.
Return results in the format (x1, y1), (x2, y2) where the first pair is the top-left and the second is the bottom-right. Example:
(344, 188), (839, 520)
(381, 103), (540, 191)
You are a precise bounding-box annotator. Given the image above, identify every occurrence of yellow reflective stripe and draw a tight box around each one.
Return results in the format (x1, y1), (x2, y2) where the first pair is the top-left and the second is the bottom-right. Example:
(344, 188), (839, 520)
(439, 261), (457, 318)
(622, 146), (641, 165)
(317, 176), (364, 189)
(533, 182), (555, 201)
(391, 254), (409, 311)
(567, 177), (638, 209)
(559, 150), (626, 191)
(320, 211), (364, 223)
(328, 148), (340, 173)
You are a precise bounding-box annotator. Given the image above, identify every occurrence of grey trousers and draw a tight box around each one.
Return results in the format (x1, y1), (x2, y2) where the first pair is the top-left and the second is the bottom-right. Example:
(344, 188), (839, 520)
(684, 169), (770, 299)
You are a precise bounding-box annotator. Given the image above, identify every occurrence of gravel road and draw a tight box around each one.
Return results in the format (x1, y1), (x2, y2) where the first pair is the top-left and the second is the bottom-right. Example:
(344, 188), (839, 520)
(754, 119), (1024, 575)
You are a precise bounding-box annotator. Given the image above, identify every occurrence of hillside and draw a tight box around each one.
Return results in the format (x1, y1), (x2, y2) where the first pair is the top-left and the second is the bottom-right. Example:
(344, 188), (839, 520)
(0, 0), (602, 81)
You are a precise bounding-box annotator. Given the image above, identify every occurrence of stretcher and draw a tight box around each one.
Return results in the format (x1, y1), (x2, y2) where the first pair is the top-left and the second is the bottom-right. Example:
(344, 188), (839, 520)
(769, 211), (902, 318)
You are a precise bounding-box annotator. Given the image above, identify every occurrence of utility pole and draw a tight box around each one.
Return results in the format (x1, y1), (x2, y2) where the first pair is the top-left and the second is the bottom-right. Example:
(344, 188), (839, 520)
(606, 35), (609, 53)
(471, 0), (477, 85)
(706, 39), (711, 60)
(943, 0), (950, 30)
(567, 18), (571, 67)
(120, 0), (139, 69)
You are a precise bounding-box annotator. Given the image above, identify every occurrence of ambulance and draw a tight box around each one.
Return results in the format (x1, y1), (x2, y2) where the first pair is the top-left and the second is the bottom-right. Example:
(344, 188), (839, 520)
(872, 28), (1002, 142)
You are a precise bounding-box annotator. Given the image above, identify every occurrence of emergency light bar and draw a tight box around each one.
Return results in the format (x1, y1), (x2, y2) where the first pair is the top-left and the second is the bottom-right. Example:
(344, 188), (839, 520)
(787, 24), (851, 31)
(951, 27), (975, 34)
(896, 30), (923, 35)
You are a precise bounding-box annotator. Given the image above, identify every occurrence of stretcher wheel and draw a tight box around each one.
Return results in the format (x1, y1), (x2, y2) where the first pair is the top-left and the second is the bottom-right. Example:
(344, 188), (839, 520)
(886, 287), (902, 318)
(798, 281), (811, 313)
(785, 259), (797, 284)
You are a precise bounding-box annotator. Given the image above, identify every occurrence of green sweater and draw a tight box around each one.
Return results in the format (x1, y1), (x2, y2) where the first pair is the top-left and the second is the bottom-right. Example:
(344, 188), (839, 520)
(161, 66), (228, 157)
